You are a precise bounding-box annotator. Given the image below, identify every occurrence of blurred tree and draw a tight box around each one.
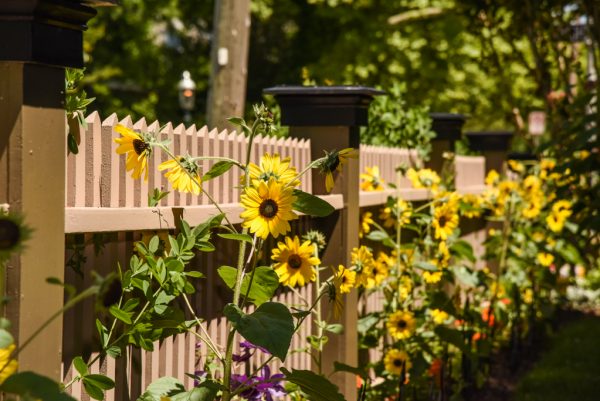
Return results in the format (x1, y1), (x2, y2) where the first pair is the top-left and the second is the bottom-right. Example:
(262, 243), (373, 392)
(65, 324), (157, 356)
(83, 0), (597, 139)
(83, 1), (213, 124)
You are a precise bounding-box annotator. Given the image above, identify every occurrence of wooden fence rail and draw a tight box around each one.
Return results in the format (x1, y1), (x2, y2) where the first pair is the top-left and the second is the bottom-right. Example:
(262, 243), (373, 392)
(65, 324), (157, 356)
(61, 113), (487, 400)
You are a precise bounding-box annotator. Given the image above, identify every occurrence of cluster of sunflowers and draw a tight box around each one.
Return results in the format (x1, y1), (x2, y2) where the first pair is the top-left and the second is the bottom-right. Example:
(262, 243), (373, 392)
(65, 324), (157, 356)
(110, 106), (367, 401)
(351, 156), (586, 400)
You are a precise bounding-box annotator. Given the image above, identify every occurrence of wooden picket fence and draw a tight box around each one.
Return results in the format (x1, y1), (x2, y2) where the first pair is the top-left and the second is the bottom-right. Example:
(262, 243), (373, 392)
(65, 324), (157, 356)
(62, 113), (486, 400)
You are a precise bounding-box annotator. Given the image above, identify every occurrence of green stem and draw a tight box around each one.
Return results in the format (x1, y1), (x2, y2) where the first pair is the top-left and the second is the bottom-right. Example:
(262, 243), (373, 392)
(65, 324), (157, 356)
(3, 285), (99, 372)
(182, 294), (223, 360)
(313, 248), (324, 375)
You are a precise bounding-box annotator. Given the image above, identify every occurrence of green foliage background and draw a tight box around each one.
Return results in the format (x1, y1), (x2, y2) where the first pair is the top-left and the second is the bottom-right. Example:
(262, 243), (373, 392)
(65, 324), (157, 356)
(84, 0), (598, 135)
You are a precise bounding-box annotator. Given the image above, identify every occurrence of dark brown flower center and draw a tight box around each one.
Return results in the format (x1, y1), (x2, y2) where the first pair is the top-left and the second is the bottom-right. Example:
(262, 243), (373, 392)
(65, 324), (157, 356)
(393, 359), (403, 367)
(0, 219), (20, 249)
(438, 215), (447, 228)
(397, 319), (407, 329)
(133, 139), (149, 156)
(259, 199), (278, 218)
(287, 254), (303, 269)
(330, 156), (340, 172)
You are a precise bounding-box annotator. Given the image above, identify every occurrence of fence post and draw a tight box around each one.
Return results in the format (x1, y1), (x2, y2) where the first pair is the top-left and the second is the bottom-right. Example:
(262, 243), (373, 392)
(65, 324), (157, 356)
(0, 1), (114, 379)
(464, 131), (514, 173)
(265, 86), (383, 401)
(428, 113), (466, 171)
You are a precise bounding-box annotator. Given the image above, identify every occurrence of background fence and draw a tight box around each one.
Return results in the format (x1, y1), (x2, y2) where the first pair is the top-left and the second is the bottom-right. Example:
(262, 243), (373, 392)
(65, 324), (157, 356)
(62, 113), (486, 400)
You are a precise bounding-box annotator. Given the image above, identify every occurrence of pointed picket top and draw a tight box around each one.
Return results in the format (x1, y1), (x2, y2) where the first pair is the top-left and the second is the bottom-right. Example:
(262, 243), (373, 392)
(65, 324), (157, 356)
(218, 129), (228, 141)
(85, 110), (101, 125)
(291, 137), (299, 147)
(197, 125), (209, 138)
(102, 112), (119, 127)
(173, 123), (186, 136)
(133, 117), (148, 131)
(185, 124), (197, 136)
(236, 131), (246, 142)
(147, 119), (161, 133)
(208, 127), (219, 139)
(227, 131), (237, 142)
(118, 114), (133, 129)
(160, 121), (174, 134)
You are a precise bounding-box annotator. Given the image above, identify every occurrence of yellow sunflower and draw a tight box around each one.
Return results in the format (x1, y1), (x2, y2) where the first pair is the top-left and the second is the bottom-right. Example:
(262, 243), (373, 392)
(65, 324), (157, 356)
(522, 200), (542, 219)
(406, 168), (440, 191)
(247, 153), (299, 187)
(546, 212), (565, 233)
(360, 166), (385, 191)
(387, 310), (416, 340)
(158, 155), (202, 195)
(423, 271), (443, 284)
(460, 193), (482, 218)
(537, 252), (554, 267)
(430, 309), (449, 325)
(552, 200), (572, 218)
(359, 212), (375, 238)
(379, 198), (411, 228)
(508, 160), (525, 173)
(351, 246), (375, 269)
(240, 178), (297, 239)
(436, 241), (451, 268)
(0, 344), (17, 384)
(384, 349), (412, 376)
(272, 236), (320, 287)
(485, 169), (500, 186)
(319, 148), (356, 193)
(432, 204), (459, 241)
(114, 125), (152, 181)
(397, 275), (412, 301)
(358, 254), (389, 289)
(333, 264), (356, 294)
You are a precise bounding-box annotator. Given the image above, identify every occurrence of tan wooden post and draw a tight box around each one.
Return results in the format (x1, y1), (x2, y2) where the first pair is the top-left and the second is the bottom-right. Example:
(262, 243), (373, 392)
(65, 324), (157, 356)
(265, 86), (383, 401)
(0, 0), (114, 380)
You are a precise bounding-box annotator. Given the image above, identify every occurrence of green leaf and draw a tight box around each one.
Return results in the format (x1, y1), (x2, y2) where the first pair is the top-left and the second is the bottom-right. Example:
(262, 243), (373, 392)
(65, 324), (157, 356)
(170, 380), (221, 401)
(218, 266), (279, 306)
(292, 189), (335, 217)
(0, 372), (77, 401)
(217, 233), (254, 244)
(450, 240), (476, 263)
(453, 265), (478, 287)
(202, 161), (234, 182)
(414, 261), (438, 272)
(83, 380), (104, 400)
(366, 230), (389, 241)
(148, 188), (169, 207)
(109, 305), (133, 324)
(105, 345), (122, 358)
(280, 368), (345, 401)
(556, 242), (583, 265)
(0, 329), (13, 348)
(333, 362), (367, 379)
(84, 374), (115, 390)
(138, 377), (186, 401)
(434, 326), (470, 353)
(241, 266), (280, 306)
(72, 356), (88, 376)
(67, 133), (79, 155)
(148, 236), (160, 253)
(224, 302), (294, 361)
(325, 323), (344, 334)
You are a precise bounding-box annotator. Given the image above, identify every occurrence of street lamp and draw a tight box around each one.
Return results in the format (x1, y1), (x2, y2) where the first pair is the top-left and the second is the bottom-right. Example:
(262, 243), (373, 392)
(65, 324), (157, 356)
(178, 70), (196, 123)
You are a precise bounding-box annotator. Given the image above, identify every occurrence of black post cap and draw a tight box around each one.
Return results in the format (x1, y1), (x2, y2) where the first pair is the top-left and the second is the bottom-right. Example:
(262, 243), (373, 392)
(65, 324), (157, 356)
(464, 131), (514, 152)
(263, 85), (385, 127)
(0, 0), (117, 68)
(429, 113), (467, 141)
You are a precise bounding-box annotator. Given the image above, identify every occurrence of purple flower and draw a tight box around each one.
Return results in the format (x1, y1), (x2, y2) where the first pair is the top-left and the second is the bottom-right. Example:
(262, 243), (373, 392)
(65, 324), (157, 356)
(233, 341), (271, 363)
(230, 367), (286, 401)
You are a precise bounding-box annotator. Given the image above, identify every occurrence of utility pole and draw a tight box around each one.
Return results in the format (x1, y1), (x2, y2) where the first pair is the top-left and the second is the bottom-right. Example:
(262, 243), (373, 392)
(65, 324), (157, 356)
(207, 0), (251, 130)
